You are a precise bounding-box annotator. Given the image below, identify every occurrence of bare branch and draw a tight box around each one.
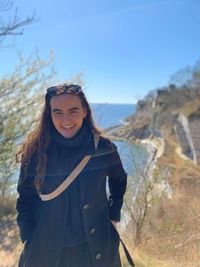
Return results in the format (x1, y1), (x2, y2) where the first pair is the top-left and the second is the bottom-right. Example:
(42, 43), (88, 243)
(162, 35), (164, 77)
(0, 1), (37, 45)
(0, 12), (36, 37)
(0, 0), (13, 12)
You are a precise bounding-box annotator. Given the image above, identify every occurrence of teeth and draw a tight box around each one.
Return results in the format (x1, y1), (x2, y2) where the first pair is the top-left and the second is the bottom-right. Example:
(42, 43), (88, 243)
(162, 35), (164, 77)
(62, 125), (74, 129)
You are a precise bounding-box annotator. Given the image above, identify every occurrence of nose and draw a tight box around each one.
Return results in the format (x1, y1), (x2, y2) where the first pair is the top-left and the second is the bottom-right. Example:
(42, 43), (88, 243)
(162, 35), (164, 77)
(62, 114), (71, 124)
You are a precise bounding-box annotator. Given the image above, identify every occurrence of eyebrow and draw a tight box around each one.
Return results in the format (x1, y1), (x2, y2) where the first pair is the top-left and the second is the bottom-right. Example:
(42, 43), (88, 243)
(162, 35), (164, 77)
(52, 107), (80, 113)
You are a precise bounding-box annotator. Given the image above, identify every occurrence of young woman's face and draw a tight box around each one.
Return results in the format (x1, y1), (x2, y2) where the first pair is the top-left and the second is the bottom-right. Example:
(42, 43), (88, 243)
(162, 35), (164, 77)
(50, 94), (87, 138)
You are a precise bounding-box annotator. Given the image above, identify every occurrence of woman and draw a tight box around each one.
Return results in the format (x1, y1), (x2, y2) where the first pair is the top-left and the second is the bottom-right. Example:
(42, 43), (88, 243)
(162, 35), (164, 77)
(15, 83), (129, 267)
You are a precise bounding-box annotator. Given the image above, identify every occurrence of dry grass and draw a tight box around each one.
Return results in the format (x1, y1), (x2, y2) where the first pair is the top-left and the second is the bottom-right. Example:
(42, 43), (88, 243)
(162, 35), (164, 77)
(174, 99), (200, 118)
(123, 178), (200, 267)
(0, 215), (23, 267)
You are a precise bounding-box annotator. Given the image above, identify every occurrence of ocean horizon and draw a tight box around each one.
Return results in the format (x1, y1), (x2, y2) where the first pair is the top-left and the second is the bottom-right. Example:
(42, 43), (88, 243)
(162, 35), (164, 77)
(91, 103), (136, 129)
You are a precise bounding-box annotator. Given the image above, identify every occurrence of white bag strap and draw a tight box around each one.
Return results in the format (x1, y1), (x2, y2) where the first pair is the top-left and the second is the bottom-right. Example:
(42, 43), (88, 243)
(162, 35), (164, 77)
(39, 132), (100, 201)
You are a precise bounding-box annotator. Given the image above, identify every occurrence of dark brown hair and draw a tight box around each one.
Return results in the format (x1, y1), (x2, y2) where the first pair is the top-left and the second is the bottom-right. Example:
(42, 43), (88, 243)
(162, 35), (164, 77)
(15, 84), (102, 193)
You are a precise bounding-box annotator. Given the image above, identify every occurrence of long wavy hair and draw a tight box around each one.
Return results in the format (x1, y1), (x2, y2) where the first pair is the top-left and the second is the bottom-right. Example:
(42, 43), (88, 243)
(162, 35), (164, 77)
(15, 84), (102, 193)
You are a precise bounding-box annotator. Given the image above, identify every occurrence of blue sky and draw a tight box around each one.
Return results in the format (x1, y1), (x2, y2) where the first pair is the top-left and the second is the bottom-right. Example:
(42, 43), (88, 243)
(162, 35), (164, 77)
(1, 0), (200, 103)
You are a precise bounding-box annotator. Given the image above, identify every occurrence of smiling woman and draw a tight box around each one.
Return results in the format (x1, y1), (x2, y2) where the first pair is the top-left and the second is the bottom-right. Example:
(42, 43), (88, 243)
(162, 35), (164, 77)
(50, 94), (87, 138)
(15, 83), (134, 267)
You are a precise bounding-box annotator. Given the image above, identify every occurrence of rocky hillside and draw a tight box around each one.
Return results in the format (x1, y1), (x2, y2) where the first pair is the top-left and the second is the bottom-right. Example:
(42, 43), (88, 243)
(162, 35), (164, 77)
(108, 86), (200, 166)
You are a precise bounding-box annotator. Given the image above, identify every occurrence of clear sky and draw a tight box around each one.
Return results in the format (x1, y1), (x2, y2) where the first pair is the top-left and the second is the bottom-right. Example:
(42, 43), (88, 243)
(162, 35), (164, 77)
(1, 0), (200, 103)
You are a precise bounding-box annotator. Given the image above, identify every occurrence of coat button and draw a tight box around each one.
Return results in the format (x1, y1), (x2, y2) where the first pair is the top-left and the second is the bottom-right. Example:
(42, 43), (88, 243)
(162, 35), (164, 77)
(95, 253), (102, 260)
(90, 228), (96, 234)
(83, 203), (90, 210)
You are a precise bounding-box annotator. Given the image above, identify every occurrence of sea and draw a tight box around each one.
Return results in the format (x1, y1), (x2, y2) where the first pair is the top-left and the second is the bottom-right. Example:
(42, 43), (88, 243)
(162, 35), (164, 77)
(91, 103), (149, 176)
(91, 103), (135, 129)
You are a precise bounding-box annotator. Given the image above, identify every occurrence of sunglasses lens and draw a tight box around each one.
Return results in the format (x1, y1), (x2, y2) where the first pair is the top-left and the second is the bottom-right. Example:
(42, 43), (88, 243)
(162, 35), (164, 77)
(66, 85), (81, 94)
(46, 84), (82, 97)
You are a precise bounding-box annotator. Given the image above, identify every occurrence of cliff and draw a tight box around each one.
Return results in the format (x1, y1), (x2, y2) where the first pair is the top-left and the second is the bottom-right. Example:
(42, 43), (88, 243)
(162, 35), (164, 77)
(107, 86), (200, 165)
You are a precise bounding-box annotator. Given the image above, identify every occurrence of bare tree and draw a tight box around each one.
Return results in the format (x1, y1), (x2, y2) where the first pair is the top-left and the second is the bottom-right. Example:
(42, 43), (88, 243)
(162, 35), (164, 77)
(124, 147), (170, 246)
(0, 51), (55, 205)
(169, 58), (200, 89)
(191, 59), (200, 88)
(0, 0), (36, 45)
(169, 66), (193, 88)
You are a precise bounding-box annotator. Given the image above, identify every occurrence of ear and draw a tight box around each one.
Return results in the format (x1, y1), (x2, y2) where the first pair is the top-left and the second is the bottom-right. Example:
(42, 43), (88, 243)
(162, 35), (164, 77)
(83, 107), (87, 118)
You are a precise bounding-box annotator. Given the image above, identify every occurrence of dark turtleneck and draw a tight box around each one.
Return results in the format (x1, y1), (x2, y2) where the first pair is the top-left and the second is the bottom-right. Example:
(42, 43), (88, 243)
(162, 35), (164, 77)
(50, 118), (92, 148)
(46, 119), (93, 177)
(46, 119), (94, 247)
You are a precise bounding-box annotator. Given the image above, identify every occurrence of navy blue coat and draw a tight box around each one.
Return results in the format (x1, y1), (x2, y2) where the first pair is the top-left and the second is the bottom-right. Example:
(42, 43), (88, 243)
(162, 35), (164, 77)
(16, 135), (127, 267)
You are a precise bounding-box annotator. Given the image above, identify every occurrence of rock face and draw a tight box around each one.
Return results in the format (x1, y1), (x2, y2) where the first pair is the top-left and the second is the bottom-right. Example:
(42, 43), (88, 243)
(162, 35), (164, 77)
(174, 116), (192, 159)
(173, 105), (200, 165)
(188, 110), (200, 164)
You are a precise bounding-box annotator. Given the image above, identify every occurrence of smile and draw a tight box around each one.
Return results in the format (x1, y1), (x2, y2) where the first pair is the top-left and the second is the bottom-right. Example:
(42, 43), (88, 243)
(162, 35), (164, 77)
(61, 125), (75, 130)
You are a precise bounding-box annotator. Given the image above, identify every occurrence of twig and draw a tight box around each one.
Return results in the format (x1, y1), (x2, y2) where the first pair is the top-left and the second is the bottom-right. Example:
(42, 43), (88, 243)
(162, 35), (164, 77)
(175, 234), (194, 248)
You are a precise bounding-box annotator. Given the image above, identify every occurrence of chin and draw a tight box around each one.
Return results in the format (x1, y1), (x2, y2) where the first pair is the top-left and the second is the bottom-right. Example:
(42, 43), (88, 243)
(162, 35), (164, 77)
(60, 129), (78, 139)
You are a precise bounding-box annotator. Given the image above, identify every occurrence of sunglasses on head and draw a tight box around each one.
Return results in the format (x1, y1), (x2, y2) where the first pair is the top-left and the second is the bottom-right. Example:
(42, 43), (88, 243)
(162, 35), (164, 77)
(46, 84), (82, 97)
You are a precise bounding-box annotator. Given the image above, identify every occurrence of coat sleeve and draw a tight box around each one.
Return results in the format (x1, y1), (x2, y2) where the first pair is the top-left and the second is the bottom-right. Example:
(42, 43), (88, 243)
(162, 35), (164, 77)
(16, 162), (41, 243)
(107, 143), (127, 222)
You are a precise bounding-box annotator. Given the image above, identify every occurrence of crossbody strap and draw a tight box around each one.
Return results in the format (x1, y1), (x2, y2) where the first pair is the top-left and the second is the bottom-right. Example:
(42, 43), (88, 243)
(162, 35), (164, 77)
(111, 221), (135, 266)
(39, 155), (92, 201)
(39, 132), (100, 201)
